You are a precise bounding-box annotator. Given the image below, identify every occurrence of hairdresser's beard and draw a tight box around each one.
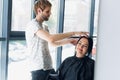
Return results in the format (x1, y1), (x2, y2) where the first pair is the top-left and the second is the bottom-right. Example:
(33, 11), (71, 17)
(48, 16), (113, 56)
(44, 17), (49, 21)
(40, 14), (49, 21)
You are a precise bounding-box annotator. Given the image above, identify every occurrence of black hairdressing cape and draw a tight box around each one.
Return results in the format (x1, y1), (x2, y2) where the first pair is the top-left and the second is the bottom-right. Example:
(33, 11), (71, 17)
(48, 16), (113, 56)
(58, 56), (95, 80)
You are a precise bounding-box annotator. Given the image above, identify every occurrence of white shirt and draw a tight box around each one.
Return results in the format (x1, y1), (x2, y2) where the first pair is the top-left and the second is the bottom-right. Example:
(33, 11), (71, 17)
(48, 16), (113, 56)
(25, 19), (53, 71)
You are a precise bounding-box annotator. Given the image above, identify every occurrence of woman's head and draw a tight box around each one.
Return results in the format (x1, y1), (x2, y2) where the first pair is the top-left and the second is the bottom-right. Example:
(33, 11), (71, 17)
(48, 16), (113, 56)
(75, 36), (93, 58)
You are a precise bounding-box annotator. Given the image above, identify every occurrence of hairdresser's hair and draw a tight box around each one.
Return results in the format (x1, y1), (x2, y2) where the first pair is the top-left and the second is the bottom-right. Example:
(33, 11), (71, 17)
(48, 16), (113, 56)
(76, 36), (93, 56)
(34, 0), (52, 15)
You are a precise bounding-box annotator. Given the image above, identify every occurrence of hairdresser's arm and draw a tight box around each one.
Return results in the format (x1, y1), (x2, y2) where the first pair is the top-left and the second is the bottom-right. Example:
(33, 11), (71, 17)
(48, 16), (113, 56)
(36, 29), (88, 45)
(49, 38), (78, 47)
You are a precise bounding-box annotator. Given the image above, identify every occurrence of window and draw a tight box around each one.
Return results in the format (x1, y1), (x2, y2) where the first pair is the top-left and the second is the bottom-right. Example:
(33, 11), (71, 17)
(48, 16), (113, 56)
(8, 0), (33, 80)
(0, 0), (2, 73)
(62, 0), (99, 61)
(0, 41), (1, 63)
(64, 0), (91, 32)
(8, 40), (31, 80)
(93, 0), (99, 36)
(0, 0), (3, 78)
(8, 0), (59, 80)
(62, 0), (92, 61)
(0, 0), (3, 37)
(11, 0), (32, 31)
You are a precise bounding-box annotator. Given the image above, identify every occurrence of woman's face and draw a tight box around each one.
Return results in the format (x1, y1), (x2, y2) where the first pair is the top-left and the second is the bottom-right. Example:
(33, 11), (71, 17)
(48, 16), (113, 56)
(75, 38), (89, 58)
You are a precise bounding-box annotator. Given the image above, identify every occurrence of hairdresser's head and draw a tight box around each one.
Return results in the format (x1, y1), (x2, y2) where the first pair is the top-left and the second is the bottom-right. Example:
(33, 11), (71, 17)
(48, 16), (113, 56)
(34, 0), (52, 21)
(75, 36), (93, 58)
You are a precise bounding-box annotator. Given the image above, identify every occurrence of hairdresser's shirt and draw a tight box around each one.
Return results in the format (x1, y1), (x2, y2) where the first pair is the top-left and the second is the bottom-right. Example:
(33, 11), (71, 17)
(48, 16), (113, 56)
(25, 19), (52, 71)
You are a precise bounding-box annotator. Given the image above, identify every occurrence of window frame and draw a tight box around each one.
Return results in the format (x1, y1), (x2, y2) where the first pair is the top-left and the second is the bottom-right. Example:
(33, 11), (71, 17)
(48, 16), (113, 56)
(0, 0), (9, 80)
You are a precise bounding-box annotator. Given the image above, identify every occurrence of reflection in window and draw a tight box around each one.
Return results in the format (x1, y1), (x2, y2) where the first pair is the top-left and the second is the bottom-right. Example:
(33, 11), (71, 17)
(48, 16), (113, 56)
(11, 0), (32, 31)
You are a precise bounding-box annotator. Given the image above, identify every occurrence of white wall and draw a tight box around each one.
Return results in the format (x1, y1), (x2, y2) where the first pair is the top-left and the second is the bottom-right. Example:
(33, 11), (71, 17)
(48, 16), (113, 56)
(94, 0), (120, 80)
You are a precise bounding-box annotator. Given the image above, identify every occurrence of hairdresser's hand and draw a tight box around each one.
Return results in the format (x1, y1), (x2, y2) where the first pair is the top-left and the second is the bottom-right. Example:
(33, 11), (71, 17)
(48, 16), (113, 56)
(70, 38), (79, 46)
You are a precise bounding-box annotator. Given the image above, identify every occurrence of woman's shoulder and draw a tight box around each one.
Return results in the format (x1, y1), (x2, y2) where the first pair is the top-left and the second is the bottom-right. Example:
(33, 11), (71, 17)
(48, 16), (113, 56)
(64, 56), (74, 61)
(85, 56), (95, 64)
(62, 56), (75, 64)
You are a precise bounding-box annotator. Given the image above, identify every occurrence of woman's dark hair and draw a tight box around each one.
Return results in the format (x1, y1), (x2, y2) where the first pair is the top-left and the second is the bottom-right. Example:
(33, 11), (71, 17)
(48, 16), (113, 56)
(76, 36), (93, 56)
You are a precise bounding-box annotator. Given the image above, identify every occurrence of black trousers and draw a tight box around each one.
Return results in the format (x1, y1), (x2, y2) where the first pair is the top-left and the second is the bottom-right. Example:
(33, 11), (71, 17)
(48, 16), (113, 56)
(31, 69), (54, 80)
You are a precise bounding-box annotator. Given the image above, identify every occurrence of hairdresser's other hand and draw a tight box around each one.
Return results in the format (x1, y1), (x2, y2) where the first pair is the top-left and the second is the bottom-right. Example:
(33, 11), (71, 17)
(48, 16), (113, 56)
(74, 32), (89, 37)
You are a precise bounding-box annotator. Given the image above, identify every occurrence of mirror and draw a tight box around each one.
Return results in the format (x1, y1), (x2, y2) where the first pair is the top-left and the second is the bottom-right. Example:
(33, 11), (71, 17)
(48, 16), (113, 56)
(6, 0), (100, 80)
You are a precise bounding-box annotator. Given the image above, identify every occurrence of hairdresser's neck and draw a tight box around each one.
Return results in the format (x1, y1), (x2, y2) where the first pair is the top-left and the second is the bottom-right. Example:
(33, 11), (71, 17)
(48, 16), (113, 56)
(35, 16), (44, 23)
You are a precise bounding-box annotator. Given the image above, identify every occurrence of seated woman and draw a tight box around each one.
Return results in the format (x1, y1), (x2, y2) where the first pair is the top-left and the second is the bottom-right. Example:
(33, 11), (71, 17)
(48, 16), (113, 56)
(58, 36), (95, 80)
